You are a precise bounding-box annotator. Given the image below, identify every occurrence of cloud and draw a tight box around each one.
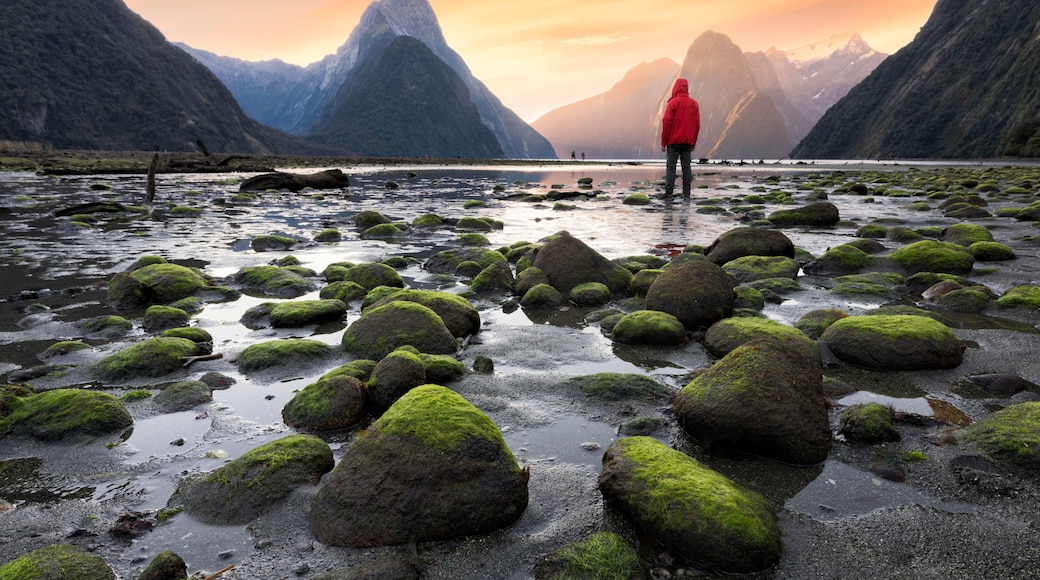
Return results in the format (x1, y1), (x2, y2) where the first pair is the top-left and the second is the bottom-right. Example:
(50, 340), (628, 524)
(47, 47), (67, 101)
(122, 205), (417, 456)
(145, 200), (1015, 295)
(561, 34), (628, 46)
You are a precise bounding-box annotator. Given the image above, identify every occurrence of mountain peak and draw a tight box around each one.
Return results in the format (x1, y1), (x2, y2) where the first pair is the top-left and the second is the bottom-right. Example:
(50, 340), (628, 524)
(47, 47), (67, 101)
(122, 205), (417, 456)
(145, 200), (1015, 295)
(783, 32), (872, 63)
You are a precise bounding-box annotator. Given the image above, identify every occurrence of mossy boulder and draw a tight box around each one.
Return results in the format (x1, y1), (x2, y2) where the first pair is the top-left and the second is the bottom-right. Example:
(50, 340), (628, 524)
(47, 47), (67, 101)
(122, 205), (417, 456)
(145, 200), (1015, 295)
(470, 261), (515, 294)
(270, 299), (347, 327)
(366, 348), (428, 413)
(321, 359), (378, 383)
(78, 315), (133, 339)
(39, 340), (90, 360)
(320, 280), (368, 303)
(342, 263), (405, 291)
(154, 380), (212, 413)
(142, 305), (189, 333)
(933, 289), (992, 313)
(354, 210), (391, 230)
(310, 385), (528, 547)
(534, 531), (644, 580)
(250, 234), (297, 252)
(521, 283), (564, 308)
(565, 373), (672, 403)
(629, 269), (662, 296)
(412, 213), (444, 228)
(795, 308), (848, 340)
(238, 339), (334, 373)
(529, 231), (633, 294)
(722, 255), (800, 283)
(819, 315), (964, 371)
(969, 241), (1016, 261)
(457, 216), (493, 231)
(107, 263), (210, 309)
(420, 354), (467, 384)
(368, 289), (480, 338)
(160, 326), (213, 346)
(282, 375), (366, 432)
(233, 265), (316, 298)
(855, 224), (888, 238)
(137, 550), (187, 580)
(597, 437), (781, 573)
(342, 302), (458, 360)
(315, 228), (342, 243)
(611, 310), (686, 346)
(940, 224), (993, 247)
(673, 341), (831, 464)
(704, 227), (795, 265)
(996, 285), (1040, 309)
(766, 201), (839, 227)
(0, 543), (115, 580)
(569, 282), (611, 306)
(622, 193), (651, 205)
(888, 241), (975, 275)
(423, 247), (506, 274)
(704, 317), (820, 365)
(962, 402), (1040, 472)
(173, 434), (334, 525)
(0, 389), (132, 441)
(803, 244), (877, 276)
(644, 260), (736, 330)
(94, 337), (201, 381)
(839, 403), (900, 443)
(514, 266), (550, 296)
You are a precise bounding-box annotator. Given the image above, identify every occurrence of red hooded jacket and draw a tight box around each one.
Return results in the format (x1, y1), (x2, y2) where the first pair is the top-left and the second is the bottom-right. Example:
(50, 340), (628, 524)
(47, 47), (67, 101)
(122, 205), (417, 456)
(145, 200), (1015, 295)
(661, 78), (701, 148)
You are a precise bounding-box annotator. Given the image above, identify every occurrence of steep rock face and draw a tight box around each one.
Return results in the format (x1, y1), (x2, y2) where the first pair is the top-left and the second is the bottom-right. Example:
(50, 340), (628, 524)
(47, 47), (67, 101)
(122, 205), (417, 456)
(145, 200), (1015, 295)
(530, 59), (680, 159)
(792, 0), (1040, 159)
(182, 0), (554, 158)
(0, 0), (296, 152)
(308, 35), (503, 158)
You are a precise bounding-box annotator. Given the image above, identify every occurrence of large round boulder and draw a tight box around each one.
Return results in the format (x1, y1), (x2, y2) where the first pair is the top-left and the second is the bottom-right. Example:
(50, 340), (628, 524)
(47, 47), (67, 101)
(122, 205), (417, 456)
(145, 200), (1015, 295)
(819, 314), (964, 370)
(270, 299), (347, 327)
(766, 201), (840, 227)
(888, 241), (975, 275)
(232, 265), (316, 298)
(673, 340), (831, 464)
(282, 375), (366, 432)
(343, 263), (405, 291)
(962, 402), (1040, 473)
(237, 339), (334, 373)
(94, 337), (201, 381)
(174, 435), (333, 525)
(0, 544), (115, 579)
(0, 388), (132, 441)
(722, 255), (800, 284)
(528, 231), (632, 294)
(802, 244), (877, 276)
(598, 437), (781, 573)
(310, 385), (527, 547)
(366, 348), (428, 413)
(423, 247), (506, 274)
(610, 310), (686, 346)
(368, 290), (480, 338)
(644, 260), (736, 330)
(704, 227), (795, 265)
(704, 317), (820, 365)
(342, 302), (458, 360)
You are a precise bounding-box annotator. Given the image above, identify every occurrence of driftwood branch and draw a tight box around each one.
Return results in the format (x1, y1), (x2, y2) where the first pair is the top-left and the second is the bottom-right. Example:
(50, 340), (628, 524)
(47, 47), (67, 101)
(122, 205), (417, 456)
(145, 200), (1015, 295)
(145, 150), (159, 204)
(203, 565), (235, 580)
(181, 352), (223, 367)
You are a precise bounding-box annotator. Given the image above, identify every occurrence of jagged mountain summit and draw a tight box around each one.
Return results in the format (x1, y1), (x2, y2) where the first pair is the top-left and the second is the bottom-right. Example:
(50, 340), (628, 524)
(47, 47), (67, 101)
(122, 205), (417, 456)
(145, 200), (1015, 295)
(793, 0), (1040, 159)
(182, 0), (554, 159)
(0, 0), (301, 153)
(532, 30), (885, 160)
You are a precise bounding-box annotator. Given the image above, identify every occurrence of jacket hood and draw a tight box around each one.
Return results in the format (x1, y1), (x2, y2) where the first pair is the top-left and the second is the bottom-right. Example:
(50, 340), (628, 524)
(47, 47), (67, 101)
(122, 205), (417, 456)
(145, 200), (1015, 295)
(671, 78), (689, 99)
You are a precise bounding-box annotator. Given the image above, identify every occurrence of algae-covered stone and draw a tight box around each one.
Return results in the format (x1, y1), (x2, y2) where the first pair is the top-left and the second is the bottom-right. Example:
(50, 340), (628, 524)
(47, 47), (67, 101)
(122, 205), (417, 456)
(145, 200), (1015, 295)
(622, 193), (651, 205)
(673, 341), (830, 464)
(250, 234), (297, 252)
(423, 247), (506, 274)
(565, 373), (672, 402)
(819, 315), (963, 371)
(368, 289), (481, 338)
(137, 550), (187, 580)
(629, 269), (662, 296)
(342, 302), (457, 360)
(0, 543), (115, 580)
(315, 228), (342, 243)
(238, 339), (333, 373)
(160, 326), (212, 346)
(521, 283), (563, 308)
(470, 261), (515, 294)
(154, 380), (212, 413)
(597, 437), (781, 573)
(529, 231), (633, 295)
(233, 265), (316, 298)
(969, 241), (1016, 261)
(722, 255), (800, 283)
(940, 223), (993, 247)
(534, 531), (644, 580)
(933, 289), (992, 313)
(282, 375), (366, 432)
(174, 434), (333, 525)
(767, 201), (839, 227)
(270, 299), (347, 327)
(310, 385), (527, 547)
(321, 359), (378, 383)
(320, 280), (368, 303)
(888, 240), (975, 275)
(354, 210), (391, 230)
(457, 216), (493, 231)
(839, 403), (900, 443)
(795, 308), (848, 340)
(996, 285), (1040, 309)
(704, 317), (820, 365)
(366, 348), (427, 413)
(962, 402), (1040, 472)
(39, 340), (90, 360)
(514, 266), (550, 296)
(142, 305), (189, 333)
(412, 213), (444, 228)
(343, 263), (404, 291)
(420, 354), (466, 384)
(94, 337), (201, 381)
(704, 227), (795, 265)
(0, 389), (132, 441)
(569, 282), (611, 306)
(611, 310), (686, 346)
(108, 263), (210, 309)
(78, 315), (133, 339)
(803, 244), (877, 276)
(644, 260), (736, 329)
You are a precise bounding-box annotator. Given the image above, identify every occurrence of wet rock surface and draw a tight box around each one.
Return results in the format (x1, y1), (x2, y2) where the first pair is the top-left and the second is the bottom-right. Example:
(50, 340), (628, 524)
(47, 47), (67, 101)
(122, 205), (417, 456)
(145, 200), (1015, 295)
(1, 160), (1039, 578)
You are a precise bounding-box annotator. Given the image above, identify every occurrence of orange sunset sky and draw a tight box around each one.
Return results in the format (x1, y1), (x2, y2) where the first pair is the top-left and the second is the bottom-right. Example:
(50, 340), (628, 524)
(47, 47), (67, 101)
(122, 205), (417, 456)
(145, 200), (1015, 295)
(124, 0), (938, 122)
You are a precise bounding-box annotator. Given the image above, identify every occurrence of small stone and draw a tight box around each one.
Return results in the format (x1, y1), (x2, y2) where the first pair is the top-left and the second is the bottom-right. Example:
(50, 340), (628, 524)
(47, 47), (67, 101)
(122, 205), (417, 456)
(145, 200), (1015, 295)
(580, 442), (601, 451)
(294, 563), (310, 575)
(170, 438), (185, 446)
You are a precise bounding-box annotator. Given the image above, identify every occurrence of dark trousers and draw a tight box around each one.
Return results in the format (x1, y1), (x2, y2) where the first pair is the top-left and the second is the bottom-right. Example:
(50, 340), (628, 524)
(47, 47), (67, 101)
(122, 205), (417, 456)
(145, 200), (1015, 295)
(665, 144), (693, 195)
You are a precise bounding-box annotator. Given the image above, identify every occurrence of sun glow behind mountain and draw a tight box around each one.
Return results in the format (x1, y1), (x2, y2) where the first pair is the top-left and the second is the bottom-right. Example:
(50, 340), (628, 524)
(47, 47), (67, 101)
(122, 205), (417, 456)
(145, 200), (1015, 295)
(124, 0), (937, 122)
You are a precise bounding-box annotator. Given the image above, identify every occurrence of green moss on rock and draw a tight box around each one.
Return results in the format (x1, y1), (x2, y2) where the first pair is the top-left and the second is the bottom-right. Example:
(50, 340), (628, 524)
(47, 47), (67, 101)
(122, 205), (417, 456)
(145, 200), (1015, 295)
(888, 241), (975, 275)
(565, 372), (671, 402)
(612, 310), (686, 346)
(722, 255), (799, 283)
(233, 265), (316, 298)
(969, 241), (1016, 261)
(569, 282), (611, 306)
(270, 300), (347, 327)
(282, 375), (366, 432)
(0, 543), (115, 580)
(94, 337), (200, 381)
(536, 532), (643, 580)
(0, 389), (132, 441)
(962, 402), (1040, 470)
(996, 285), (1040, 309)
(342, 301), (457, 360)
(238, 339), (333, 373)
(819, 315), (963, 370)
(839, 403), (900, 443)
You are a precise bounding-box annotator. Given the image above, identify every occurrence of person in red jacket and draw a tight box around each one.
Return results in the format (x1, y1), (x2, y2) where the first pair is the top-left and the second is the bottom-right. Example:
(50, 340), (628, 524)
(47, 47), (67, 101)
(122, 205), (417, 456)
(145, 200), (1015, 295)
(660, 78), (701, 197)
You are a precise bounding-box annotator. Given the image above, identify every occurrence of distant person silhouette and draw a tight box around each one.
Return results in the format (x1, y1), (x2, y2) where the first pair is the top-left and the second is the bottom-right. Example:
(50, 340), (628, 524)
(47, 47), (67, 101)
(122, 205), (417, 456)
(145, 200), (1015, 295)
(581, 152), (586, 161)
(571, 150), (577, 161)
(660, 78), (701, 197)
